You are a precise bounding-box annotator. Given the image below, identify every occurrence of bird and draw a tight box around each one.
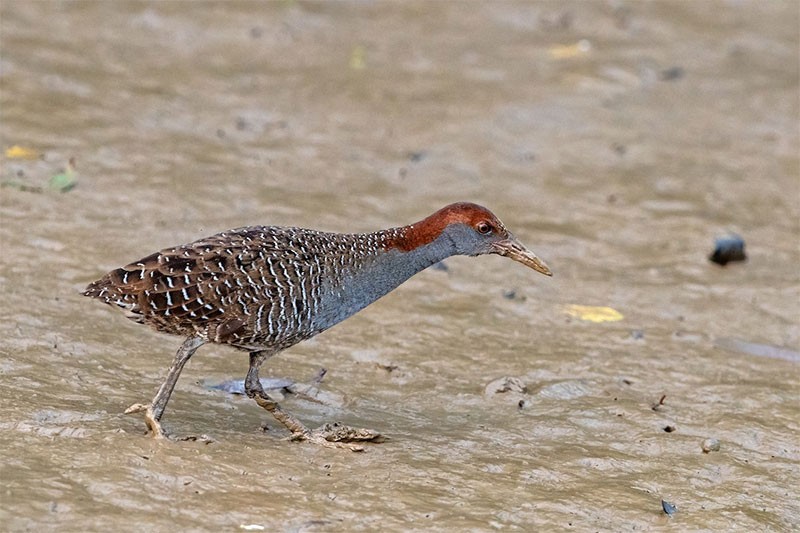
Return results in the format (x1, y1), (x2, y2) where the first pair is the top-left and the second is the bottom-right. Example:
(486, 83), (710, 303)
(84, 202), (552, 448)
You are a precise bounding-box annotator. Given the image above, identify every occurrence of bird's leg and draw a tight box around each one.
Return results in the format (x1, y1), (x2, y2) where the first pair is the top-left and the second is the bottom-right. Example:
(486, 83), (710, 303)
(245, 350), (312, 438)
(244, 351), (383, 451)
(125, 336), (205, 438)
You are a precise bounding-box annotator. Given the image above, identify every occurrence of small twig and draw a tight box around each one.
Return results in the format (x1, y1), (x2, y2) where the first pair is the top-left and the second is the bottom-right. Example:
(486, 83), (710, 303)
(651, 394), (667, 411)
(285, 368), (328, 404)
(310, 368), (327, 386)
(376, 362), (399, 372)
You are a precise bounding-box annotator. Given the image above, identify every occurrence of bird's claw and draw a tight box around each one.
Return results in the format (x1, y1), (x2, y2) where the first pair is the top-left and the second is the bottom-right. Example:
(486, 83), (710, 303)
(124, 402), (214, 443)
(124, 402), (166, 439)
(287, 422), (384, 451)
(312, 422), (384, 443)
(124, 403), (148, 414)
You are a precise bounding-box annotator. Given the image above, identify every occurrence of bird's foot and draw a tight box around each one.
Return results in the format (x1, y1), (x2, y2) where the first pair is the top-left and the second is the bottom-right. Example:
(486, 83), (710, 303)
(124, 402), (166, 438)
(124, 403), (215, 443)
(289, 422), (384, 452)
(251, 392), (381, 450)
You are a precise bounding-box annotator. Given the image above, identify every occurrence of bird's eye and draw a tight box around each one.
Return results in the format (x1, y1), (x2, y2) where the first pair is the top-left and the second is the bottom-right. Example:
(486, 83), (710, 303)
(477, 222), (493, 235)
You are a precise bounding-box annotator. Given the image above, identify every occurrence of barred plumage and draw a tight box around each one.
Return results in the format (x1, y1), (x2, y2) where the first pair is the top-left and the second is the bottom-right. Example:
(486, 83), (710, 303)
(85, 227), (406, 347)
(84, 202), (551, 447)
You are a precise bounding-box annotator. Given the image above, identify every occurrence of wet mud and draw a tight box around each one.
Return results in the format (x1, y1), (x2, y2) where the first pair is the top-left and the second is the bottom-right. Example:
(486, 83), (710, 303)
(1, 1), (798, 531)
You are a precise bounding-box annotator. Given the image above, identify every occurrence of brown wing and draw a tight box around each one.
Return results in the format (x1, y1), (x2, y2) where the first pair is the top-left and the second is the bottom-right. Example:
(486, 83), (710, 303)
(83, 231), (265, 341)
(85, 226), (337, 349)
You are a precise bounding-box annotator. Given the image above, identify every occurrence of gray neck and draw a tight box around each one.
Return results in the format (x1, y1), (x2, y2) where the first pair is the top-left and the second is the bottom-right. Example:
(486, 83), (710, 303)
(313, 232), (457, 331)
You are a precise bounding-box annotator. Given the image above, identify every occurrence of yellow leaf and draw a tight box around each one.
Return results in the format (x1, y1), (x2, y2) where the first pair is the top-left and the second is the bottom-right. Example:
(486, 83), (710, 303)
(5, 145), (40, 159)
(565, 304), (624, 323)
(549, 39), (592, 59)
(349, 45), (366, 70)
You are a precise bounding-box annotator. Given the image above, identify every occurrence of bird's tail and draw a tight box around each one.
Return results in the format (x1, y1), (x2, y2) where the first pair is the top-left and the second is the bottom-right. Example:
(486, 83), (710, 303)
(83, 265), (147, 321)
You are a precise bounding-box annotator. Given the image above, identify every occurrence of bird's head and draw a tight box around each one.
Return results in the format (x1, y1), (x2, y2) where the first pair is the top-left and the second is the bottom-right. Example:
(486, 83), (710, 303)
(393, 202), (552, 276)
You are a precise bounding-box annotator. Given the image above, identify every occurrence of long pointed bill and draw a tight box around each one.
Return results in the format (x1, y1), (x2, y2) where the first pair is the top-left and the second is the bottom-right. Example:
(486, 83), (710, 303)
(491, 237), (553, 276)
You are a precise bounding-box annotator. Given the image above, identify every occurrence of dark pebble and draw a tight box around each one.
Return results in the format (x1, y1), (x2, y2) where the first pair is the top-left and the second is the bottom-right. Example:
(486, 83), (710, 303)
(659, 66), (685, 81)
(503, 289), (526, 302)
(709, 235), (747, 266)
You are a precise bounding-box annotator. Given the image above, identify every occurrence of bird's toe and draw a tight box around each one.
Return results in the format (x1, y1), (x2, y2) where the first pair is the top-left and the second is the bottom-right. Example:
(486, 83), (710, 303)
(311, 422), (384, 444)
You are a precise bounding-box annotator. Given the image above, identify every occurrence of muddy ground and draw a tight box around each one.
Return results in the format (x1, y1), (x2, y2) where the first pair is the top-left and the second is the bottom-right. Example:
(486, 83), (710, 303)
(1, 1), (798, 531)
